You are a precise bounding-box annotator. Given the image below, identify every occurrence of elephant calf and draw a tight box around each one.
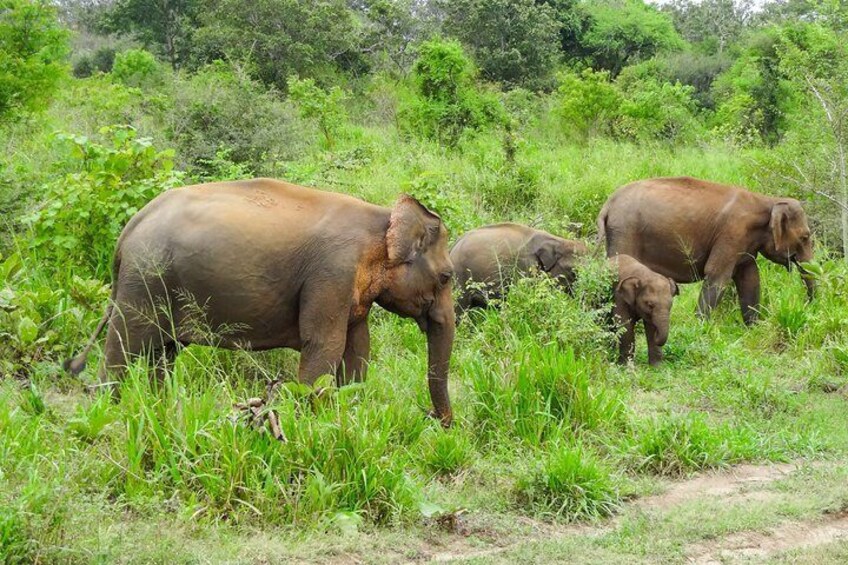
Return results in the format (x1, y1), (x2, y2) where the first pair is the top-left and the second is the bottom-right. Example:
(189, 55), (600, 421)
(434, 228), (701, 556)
(449, 223), (588, 312)
(610, 254), (678, 366)
(65, 178), (457, 426)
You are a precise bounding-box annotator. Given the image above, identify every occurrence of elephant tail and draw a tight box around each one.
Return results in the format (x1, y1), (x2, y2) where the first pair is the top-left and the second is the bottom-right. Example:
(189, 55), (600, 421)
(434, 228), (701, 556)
(63, 254), (120, 375)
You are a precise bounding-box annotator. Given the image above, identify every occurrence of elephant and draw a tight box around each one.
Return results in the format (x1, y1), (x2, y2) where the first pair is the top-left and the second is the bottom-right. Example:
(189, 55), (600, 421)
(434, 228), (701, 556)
(64, 178), (457, 426)
(449, 223), (588, 312)
(610, 254), (678, 366)
(597, 176), (814, 326)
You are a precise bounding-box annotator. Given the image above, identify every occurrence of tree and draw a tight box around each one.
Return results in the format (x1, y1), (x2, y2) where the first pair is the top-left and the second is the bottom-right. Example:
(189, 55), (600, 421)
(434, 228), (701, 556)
(663, 0), (754, 54)
(578, 0), (684, 77)
(778, 23), (848, 258)
(0, 0), (69, 122)
(105, 0), (199, 69)
(190, 0), (363, 89)
(439, 0), (560, 89)
(354, 0), (437, 75)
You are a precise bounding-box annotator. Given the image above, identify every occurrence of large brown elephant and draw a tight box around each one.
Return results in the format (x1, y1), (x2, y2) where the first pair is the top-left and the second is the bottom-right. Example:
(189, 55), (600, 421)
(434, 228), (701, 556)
(65, 178), (456, 426)
(450, 223), (588, 311)
(610, 254), (678, 366)
(598, 177), (814, 325)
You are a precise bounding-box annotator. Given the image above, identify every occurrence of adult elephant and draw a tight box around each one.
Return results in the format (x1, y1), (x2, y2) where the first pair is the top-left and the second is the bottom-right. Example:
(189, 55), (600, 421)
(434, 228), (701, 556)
(65, 178), (456, 426)
(450, 223), (588, 311)
(598, 176), (814, 325)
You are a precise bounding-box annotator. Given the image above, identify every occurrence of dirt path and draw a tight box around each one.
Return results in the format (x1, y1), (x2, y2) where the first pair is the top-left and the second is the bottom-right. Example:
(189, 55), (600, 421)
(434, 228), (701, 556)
(417, 461), (845, 563)
(687, 511), (848, 563)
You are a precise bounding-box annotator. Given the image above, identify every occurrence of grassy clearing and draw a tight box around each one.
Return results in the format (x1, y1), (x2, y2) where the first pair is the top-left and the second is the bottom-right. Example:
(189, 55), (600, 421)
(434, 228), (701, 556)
(3, 117), (848, 562)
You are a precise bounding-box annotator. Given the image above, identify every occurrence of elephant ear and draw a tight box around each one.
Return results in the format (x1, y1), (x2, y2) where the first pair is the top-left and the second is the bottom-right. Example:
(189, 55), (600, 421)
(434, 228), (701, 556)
(616, 276), (641, 306)
(535, 240), (562, 272)
(668, 278), (679, 297)
(770, 201), (790, 252)
(387, 195), (441, 264)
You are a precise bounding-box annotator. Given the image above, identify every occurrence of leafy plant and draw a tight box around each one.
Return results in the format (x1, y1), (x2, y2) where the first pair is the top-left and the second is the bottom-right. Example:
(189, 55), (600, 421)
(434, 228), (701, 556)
(287, 75), (348, 150)
(25, 126), (184, 277)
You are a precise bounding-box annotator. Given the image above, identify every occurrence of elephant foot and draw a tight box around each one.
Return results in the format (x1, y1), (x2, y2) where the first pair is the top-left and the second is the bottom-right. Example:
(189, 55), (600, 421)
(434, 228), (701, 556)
(234, 397), (286, 442)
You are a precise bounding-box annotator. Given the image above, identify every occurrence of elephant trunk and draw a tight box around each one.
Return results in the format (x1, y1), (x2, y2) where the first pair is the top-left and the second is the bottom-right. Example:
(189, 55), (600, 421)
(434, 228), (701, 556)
(425, 291), (455, 428)
(652, 315), (670, 347)
(802, 271), (816, 301)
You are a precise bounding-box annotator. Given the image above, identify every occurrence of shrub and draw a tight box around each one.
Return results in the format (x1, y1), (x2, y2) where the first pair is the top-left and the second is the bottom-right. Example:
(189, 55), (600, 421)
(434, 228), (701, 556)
(515, 441), (621, 520)
(164, 62), (310, 177)
(615, 75), (702, 142)
(25, 126), (184, 277)
(111, 48), (162, 87)
(556, 69), (622, 138)
(287, 76), (348, 150)
(399, 39), (505, 146)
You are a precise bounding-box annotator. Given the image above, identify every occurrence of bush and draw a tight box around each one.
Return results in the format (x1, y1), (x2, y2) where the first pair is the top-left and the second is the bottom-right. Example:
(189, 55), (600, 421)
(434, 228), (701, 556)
(164, 62), (310, 177)
(616, 75), (702, 142)
(25, 126), (184, 277)
(399, 39), (506, 146)
(111, 48), (162, 87)
(287, 76), (348, 150)
(73, 46), (117, 78)
(556, 69), (622, 138)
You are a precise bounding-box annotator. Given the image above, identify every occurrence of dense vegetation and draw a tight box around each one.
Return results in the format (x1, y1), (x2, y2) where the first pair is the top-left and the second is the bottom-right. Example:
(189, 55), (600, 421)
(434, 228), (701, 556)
(2, 0), (848, 562)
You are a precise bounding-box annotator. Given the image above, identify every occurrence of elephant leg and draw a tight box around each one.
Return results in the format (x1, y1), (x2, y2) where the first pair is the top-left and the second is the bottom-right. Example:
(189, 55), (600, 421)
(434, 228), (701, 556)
(698, 251), (735, 319)
(645, 322), (663, 367)
(297, 287), (350, 386)
(617, 319), (636, 364)
(336, 319), (370, 386)
(97, 307), (174, 395)
(733, 260), (761, 326)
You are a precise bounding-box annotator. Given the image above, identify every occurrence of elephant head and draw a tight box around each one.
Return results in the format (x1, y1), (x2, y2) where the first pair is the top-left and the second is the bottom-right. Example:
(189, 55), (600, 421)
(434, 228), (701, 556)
(618, 273), (678, 346)
(761, 199), (815, 299)
(534, 236), (588, 290)
(378, 195), (455, 426)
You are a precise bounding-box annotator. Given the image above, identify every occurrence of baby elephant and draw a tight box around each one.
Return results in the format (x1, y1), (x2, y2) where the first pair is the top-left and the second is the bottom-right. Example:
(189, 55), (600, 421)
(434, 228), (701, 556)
(611, 254), (678, 366)
(450, 223), (588, 311)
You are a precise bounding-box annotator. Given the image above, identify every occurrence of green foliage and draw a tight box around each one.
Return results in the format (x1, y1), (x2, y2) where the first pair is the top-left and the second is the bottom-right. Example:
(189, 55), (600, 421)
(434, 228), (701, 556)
(105, 0), (199, 69)
(25, 127), (184, 277)
(399, 38), (505, 146)
(440, 0), (561, 89)
(515, 441), (621, 520)
(287, 76), (347, 150)
(616, 72), (701, 142)
(711, 27), (797, 144)
(73, 45), (117, 78)
(579, 0), (685, 77)
(111, 48), (162, 87)
(191, 0), (362, 89)
(556, 69), (622, 138)
(0, 0), (68, 122)
(163, 62), (309, 177)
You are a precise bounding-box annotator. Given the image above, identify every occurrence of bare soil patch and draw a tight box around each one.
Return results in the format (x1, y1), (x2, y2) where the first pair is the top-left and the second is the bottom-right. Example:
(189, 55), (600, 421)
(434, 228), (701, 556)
(687, 510), (848, 563)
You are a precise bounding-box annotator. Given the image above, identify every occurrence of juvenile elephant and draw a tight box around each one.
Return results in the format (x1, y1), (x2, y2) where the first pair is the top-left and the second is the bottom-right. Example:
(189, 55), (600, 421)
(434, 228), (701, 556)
(449, 223), (588, 311)
(598, 176), (814, 325)
(610, 254), (678, 366)
(65, 178), (456, 426)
